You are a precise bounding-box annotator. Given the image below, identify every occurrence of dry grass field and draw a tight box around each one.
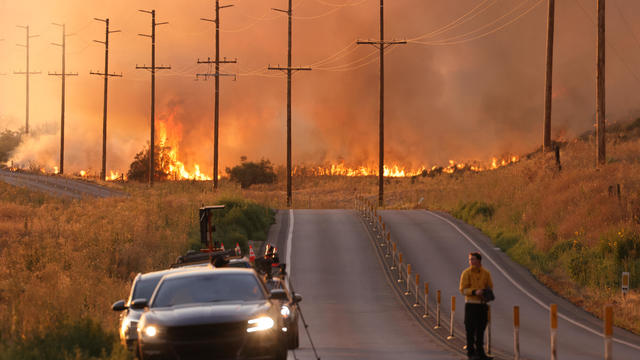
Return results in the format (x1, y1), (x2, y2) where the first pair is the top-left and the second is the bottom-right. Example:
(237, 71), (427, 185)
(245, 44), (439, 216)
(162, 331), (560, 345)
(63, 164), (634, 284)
(0, 123), (639, 358)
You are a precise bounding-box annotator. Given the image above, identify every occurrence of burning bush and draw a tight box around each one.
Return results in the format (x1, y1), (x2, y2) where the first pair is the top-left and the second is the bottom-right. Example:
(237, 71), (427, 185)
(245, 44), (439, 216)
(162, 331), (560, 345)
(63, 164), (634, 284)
(225, 157), (277, 189)
(126, 144), (175, 181)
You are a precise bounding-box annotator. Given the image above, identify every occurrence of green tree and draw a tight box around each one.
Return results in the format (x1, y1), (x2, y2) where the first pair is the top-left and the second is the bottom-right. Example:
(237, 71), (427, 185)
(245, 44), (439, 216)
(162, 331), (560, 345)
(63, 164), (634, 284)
(225, 158), (277, 189)
(0, 129), (22, 163)
(126, 144), (174, 181)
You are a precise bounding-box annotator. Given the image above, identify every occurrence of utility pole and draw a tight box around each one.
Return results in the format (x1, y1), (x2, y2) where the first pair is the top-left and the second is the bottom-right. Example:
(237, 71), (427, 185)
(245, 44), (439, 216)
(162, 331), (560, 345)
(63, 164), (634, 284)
(49, 23), (78, 175)
(543, 0), (555, 151)
(357, 0), (406, 207)
(14, 26), (41, 135)
(596, 0), (606, 166)
(136, 9), (171, 186)
(268, 0), (311, 208)
(91, 18), (122, 181)
(197, 0), (237, 189)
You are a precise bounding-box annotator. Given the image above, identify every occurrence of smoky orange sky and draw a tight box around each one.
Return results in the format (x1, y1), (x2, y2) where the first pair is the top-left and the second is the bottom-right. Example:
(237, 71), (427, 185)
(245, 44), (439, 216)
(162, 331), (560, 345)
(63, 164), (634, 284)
(2, 0), (640, 176)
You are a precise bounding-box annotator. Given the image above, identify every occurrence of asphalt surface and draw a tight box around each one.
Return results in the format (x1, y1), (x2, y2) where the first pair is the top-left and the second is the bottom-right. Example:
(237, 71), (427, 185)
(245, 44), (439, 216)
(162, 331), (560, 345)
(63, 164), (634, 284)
(379, 210), (640, 360)
(0, 169), (126, 198)
(268, 209), (459, 360)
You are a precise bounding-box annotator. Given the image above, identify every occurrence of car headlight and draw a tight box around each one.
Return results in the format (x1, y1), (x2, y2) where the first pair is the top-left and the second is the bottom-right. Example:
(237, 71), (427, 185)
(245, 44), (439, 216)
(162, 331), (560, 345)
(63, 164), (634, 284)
(280, 305), (291, 318)
(144, 325), (158, 337)
(247, 316), (275, 333)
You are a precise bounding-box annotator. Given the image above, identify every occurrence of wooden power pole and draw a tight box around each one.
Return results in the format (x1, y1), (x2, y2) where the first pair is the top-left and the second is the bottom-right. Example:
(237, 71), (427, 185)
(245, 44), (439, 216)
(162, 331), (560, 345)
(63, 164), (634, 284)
(357, 0), (406, 207)
(543, 0), (555, 151)
(14, 25), (41, 135)
(48, 23), (78, 175)
(596, 0), (606, 166)
(136, 9), (171, 186)
(91, 18), (122, 181)
(197, 0), (237, 188)
(268, 0), (311, 208)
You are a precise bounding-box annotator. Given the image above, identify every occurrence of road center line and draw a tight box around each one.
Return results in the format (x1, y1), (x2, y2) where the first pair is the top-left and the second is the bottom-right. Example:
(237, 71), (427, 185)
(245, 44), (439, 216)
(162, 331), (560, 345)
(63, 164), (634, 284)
(426, 210), (640, 351)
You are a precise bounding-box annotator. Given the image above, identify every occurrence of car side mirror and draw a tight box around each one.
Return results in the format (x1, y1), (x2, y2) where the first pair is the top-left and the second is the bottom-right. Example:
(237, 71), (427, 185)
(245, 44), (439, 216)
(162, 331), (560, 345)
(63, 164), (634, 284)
(130, 298), (149, 310)
(293, 293), (303, 304)
(269, 289), (288, 301)
(111, 300), (127, 311)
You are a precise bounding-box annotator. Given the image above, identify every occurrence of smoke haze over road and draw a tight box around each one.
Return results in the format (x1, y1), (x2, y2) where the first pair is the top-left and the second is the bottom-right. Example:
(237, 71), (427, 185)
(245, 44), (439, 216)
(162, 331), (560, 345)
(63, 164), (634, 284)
(1, 0), (640, 174)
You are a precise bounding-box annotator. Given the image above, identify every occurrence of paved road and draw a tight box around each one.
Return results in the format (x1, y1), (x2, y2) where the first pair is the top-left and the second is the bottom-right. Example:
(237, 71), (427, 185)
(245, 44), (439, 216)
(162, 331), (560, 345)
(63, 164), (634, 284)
(268, 210), (459, 360)
(379, 210), (640, 360)
(0, 169), (125, 198)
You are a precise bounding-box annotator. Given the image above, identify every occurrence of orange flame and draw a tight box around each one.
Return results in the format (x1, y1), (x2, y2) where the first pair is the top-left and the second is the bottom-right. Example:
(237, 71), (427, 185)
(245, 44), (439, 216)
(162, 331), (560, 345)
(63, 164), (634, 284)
(157, 116), (211, 181)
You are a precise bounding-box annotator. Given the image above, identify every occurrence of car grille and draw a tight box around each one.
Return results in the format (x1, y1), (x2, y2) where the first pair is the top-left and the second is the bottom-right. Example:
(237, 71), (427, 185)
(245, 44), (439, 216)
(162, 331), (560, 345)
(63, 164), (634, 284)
(165, 321), (246, 342)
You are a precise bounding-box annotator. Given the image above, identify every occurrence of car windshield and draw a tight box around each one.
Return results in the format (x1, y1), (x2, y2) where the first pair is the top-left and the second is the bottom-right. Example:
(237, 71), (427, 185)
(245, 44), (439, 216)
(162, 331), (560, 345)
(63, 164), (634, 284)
(131, 277), (162, 302)
(152, 273), (266, 307)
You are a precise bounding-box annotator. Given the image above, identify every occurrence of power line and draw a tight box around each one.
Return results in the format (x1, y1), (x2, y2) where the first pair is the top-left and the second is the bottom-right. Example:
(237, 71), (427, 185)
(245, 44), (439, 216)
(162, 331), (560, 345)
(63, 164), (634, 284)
(14, 25), (41, 135)
(48, 23), (79, 175)
(90, 18), (123, 181)
(357, 0), (406, 207)
(136, 9), (172, 186)
(197, 0), (238, 189)
(268, 0), (312, 208)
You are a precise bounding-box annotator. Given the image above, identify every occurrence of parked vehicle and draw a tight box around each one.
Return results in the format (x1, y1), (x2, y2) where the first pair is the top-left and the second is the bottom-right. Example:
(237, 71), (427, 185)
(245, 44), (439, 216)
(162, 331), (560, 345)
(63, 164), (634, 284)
(264, 277), (302, 349)
(134, 267), (288, 360)
(111, 266), (206, 352)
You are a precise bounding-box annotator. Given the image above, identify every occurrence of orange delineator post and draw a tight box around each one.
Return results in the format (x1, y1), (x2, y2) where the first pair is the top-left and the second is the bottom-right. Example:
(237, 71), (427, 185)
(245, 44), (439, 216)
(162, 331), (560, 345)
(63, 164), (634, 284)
(423, 282), (429, 318)
(604, 304), (613, 360)
(550, 304), (558, 360)
(435, 290), (441, 329)
(405, 264), (412, 293)
(514, 306), (520, 360)
(447, 296), (456, 339)
(398, 253), (403, 282)
(413, 273), (420, 306)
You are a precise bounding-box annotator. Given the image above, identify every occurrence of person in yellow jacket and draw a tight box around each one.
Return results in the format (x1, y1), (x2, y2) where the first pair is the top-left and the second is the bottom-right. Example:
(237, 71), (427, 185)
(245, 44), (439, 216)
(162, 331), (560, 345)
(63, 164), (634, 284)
(459, 252), (494, 360)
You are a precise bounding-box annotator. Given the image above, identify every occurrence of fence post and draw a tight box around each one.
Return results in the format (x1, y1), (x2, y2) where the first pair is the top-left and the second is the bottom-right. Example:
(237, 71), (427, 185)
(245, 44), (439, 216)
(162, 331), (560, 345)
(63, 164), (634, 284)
(414, 274), (420, 306)
(423, 283), (429, 318)
(434, 290), (441, 329)
(447, 296), (456, 340)
(514, 306), (520, 360)
(550, 304), (558, 360)
(385, 233), (391, 257)
(604, 304), (613, 360)
(390, 242), (397, 269)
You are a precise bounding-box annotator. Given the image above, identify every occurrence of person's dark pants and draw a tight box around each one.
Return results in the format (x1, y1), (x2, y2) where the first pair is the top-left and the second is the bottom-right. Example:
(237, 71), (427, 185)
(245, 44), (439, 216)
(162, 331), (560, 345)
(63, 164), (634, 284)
(465, 303), (488, 358)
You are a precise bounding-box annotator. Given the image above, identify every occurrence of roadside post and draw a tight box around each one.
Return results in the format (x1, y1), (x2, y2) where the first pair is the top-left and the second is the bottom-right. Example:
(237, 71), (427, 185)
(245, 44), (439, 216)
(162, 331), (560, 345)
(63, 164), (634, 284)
(435, 290), (441, 329)
(391, 242), (397, 269)
(486, 305), (492, 356)
(423, 283), (429, 318)
(550, 304), (558, 360)
(413, 273), (420, 307)
(405, 264), (412, 294)
(447, 296), (455, 340)
(514, 306), (520, 360)
(622, 272), (630, 298)
(398, 253), (404, 282)
(604, 304), (613, 360)
(385, 232), (391, 257)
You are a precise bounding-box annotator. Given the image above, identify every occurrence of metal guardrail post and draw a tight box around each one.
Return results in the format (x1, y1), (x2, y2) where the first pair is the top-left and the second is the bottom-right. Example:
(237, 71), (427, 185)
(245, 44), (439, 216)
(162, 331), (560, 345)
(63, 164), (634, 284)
(550, 304), (558, 360)
(435, 290), (441, 329)
(397, 253), (403, 282)
(447, 296), (455, 340)
(390, 242), (397, 270)
(385, 233), (391, 257)
(514, 306), (520, 360)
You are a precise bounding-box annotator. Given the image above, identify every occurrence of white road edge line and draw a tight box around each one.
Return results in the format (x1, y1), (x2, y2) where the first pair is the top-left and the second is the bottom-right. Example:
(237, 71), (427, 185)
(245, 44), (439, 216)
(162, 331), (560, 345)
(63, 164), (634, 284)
(286, 209), (294, 277)
(427, 211), (640, 351)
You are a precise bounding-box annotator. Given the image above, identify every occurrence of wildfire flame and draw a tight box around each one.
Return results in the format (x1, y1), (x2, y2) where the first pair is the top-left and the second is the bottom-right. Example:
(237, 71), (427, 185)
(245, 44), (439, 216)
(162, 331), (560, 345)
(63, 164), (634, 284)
(294, 156), (519, 178)
(157, 117), (211, 181)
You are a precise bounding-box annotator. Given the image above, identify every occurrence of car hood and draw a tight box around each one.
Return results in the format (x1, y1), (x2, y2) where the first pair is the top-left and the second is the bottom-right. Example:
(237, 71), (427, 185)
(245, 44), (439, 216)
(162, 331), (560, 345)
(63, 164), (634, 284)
(144, 301), (272, 327)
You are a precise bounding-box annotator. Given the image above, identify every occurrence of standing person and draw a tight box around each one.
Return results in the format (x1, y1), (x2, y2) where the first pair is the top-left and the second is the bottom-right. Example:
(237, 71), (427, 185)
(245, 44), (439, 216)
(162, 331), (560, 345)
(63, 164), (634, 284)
(459, 252), (494, 360)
